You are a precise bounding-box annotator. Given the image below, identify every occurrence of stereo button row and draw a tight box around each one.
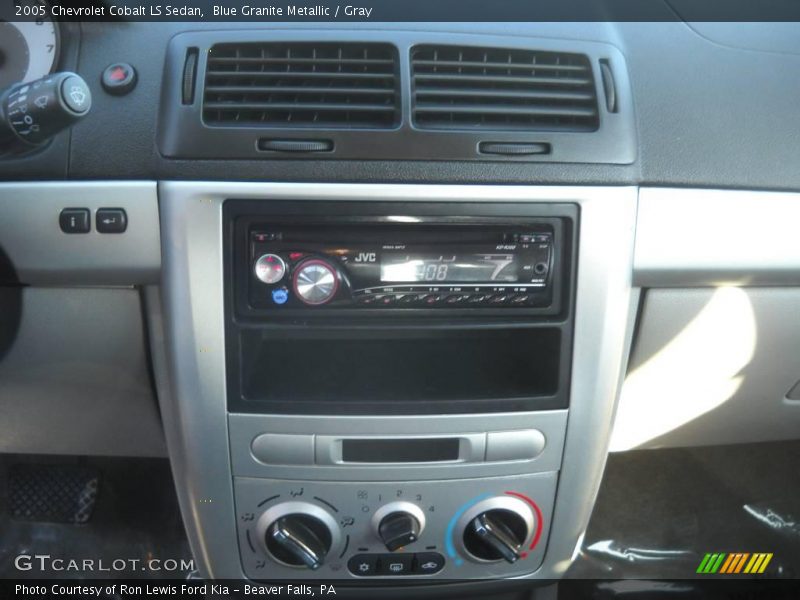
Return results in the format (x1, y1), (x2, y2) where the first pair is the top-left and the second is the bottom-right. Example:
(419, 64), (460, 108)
(355, 292), (537, 307)
(347, 552), (445, 576)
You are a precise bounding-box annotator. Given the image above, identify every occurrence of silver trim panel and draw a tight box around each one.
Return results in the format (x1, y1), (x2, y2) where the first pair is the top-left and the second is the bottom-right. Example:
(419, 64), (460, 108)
(0, 181), (160, 285)
(152, 182), (638, 579)
(230, 412), (566, 481)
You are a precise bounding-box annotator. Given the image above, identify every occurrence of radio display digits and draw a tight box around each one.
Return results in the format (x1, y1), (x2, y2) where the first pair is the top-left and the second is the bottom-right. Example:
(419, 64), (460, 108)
(380, 253), (519, 284)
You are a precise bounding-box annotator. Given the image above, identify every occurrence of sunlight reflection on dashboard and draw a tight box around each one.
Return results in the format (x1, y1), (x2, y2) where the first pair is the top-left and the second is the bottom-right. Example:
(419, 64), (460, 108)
(610, 286), (757, 451)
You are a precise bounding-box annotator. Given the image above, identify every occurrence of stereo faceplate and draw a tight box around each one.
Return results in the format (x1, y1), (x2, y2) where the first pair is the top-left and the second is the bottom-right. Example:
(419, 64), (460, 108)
(248, 225), (555, 310)
(234, 473), (556, 580)
(229, 208), (573, 319)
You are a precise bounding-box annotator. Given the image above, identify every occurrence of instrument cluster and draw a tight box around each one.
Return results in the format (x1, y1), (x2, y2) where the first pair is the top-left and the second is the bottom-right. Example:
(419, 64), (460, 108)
(0, 1), (60, 90)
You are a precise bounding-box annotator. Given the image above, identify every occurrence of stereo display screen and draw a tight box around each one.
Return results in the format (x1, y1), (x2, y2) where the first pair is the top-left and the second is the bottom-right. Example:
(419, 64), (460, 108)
(380, 253), (519, 283)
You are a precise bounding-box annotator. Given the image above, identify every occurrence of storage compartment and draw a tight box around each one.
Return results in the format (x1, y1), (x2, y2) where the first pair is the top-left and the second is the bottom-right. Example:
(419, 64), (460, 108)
(232, 327), (566, 415)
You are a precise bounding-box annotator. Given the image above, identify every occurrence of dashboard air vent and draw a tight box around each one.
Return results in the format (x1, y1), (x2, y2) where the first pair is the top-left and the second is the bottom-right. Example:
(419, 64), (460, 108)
(203, 43), (399, 128)
(412, 45), (599, 132)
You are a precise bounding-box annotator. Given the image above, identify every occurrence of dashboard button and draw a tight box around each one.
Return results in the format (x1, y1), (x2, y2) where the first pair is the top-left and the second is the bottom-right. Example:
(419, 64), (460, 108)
(251, 433), (314, 465)
(424, 295), (445, 306)
(271, 287), (289, 305)
(253, 232), (280, 243)
(486, 429), (546, 462)
(412, 552), (445, 574)
(348, 554), (379, 577)
(254, 253), (286, 284)
(378, 553), (413, 575)
(489, 295), (510, 305)
(96, 208), (128, 234)
(61, 75), (92, 114)
(378, 294), (396, 306)
(101, 62), (137, 96)
(59, 208), (90, 234)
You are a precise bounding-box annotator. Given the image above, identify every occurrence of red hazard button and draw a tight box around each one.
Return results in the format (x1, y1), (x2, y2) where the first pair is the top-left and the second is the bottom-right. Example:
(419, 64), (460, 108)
(101, 63), (137, 96)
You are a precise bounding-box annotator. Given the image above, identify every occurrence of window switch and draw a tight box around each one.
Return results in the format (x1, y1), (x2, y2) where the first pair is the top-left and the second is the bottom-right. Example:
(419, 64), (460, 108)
(59, 208), (90, 234)
(96, 208), (127, 233)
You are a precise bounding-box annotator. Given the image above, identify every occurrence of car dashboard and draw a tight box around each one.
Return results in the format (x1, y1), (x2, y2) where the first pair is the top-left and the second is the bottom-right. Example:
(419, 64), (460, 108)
(1, 14), (800, 597)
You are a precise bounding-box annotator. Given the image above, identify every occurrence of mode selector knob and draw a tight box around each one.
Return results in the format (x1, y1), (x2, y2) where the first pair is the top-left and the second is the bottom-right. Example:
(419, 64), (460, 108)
(292, 259), (339, 306)
(267, 514), (331, 570)
(372, 502), (426, 552)
(258, 502), (340, 570)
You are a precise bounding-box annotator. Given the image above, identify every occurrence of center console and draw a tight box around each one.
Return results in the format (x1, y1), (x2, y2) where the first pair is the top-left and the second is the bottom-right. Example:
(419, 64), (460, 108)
(225, 201), (575, 580)
(149, 182), (638, 586)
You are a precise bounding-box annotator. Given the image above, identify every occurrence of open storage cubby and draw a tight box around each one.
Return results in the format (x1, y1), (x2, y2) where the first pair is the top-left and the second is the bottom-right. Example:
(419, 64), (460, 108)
(232, 325), (569, 415)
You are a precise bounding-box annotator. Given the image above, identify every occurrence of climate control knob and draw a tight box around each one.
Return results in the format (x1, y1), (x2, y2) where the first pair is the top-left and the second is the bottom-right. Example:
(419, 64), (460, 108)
(292, 259), (339, 305)
(458, 496), (534, 564)
(372, 502), (426, 551)
(266, 514), (330, 569)
(258, 502), (339, 570)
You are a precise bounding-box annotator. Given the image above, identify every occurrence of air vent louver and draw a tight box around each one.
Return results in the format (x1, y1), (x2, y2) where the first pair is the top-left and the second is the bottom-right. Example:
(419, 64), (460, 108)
(412, 45), (599, 132)
(203, 42), (399, 128)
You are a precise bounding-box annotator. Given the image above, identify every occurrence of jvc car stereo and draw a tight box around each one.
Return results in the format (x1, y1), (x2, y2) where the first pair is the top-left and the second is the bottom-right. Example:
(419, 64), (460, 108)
(243, 223), (560, 310)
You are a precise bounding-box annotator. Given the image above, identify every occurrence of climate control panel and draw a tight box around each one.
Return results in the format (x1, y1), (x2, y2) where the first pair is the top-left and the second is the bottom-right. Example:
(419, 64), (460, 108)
(234, 473), (556, 580)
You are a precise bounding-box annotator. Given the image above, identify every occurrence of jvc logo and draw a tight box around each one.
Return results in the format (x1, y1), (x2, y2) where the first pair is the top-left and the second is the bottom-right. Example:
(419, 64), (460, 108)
(354, 252), (377, 263)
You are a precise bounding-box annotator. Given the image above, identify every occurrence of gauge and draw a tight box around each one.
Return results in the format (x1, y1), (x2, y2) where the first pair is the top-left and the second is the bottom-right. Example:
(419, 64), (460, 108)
(0, 1), (60, 90)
